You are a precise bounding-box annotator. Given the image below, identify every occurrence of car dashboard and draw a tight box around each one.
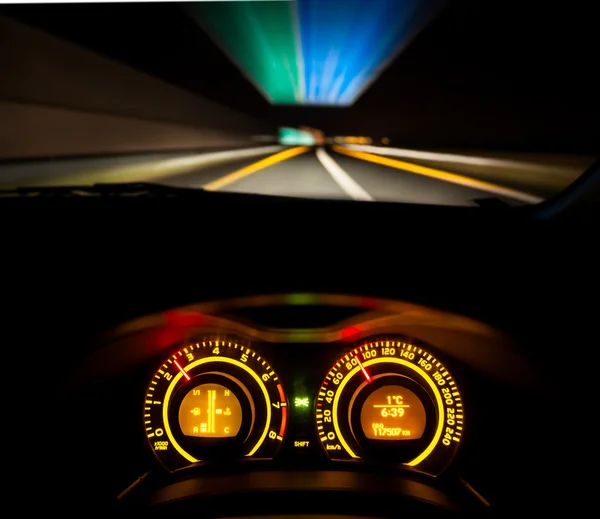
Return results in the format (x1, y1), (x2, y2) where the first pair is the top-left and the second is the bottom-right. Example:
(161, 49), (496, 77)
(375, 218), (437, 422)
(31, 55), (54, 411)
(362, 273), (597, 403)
(55, 293), (547, 515)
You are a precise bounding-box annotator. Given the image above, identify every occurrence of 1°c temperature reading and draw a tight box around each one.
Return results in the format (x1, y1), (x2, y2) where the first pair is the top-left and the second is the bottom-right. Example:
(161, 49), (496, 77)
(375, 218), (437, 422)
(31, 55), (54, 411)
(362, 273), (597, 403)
(379, 395), (407, 418)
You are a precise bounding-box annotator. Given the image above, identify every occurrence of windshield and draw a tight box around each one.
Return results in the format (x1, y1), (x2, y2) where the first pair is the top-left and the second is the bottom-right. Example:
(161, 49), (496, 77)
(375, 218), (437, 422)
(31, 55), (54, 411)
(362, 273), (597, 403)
(0, 1), (597, 206)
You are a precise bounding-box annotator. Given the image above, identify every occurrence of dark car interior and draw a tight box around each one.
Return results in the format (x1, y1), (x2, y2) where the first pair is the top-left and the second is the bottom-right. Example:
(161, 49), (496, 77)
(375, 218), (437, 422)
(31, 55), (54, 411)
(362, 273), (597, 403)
(5, 156), (598, 515)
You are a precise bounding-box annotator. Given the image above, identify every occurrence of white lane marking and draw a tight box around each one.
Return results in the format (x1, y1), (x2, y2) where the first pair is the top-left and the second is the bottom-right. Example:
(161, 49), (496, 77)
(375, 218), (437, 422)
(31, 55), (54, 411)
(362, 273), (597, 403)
(151, 145), (286, 174)
(341, 144), (555, 170)
(1, 145), (287, 189)
(315, 147), (374, 201)
(344, 145), (545, 204)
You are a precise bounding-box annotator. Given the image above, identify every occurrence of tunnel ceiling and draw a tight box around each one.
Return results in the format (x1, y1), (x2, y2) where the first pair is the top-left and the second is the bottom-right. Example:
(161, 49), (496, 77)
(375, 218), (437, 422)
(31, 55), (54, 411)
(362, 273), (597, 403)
(1, 0), (598, 152)
(187, 0), (444, 106)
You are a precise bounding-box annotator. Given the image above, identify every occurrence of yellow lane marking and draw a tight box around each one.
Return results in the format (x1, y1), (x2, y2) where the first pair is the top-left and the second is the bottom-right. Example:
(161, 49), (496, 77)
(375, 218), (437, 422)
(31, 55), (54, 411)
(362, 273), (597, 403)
(8, 146), (285, 189)
(332, 145), (543, 203)
(203, 146), (311, 191)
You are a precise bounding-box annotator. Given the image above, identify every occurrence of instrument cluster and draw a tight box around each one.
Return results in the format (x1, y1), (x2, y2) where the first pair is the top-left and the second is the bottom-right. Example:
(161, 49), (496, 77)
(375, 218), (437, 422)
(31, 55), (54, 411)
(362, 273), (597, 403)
(144, 334), (464, 476)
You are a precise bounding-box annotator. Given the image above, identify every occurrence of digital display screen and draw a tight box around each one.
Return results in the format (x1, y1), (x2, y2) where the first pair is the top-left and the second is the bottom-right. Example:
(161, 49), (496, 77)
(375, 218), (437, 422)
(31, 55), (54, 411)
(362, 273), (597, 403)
(360, 385), (426, 440)
(179, 383), (242, 437)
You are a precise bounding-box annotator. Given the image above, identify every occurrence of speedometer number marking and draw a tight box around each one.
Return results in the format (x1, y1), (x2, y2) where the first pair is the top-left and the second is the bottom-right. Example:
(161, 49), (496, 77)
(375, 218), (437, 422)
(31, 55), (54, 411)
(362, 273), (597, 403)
(316, 340), (464, 475)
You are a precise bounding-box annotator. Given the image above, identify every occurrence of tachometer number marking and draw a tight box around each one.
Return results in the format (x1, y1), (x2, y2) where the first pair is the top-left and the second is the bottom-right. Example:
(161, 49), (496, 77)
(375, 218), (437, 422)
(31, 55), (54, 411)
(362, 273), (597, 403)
(143, 338), (288, 471)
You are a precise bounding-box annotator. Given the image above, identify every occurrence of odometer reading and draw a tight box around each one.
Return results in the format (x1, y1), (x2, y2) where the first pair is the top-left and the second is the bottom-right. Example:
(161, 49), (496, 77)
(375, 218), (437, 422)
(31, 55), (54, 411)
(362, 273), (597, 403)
(316, 340), (464, 475)
(144, 338), (288, 471)
(361, 385), (426, 439)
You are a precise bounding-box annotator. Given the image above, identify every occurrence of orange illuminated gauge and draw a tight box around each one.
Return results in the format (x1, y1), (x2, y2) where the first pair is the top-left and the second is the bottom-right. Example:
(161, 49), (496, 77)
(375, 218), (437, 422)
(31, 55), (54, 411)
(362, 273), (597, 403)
(360, 385), (427, 440)
(316, 339), (464, 476)
(144, 338), (288, 471)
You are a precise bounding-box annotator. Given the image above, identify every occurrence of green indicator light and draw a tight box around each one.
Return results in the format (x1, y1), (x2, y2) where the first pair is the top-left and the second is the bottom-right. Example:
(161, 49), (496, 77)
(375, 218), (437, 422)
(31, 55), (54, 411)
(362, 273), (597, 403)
(284, 293), (317, 306)
(286, 330), (316, 343)
(294, 397), (310, 408)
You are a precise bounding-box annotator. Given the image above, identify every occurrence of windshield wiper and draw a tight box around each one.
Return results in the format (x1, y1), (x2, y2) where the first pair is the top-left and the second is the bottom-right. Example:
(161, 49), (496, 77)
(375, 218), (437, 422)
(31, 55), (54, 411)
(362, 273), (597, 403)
(0, 182), (204, 198)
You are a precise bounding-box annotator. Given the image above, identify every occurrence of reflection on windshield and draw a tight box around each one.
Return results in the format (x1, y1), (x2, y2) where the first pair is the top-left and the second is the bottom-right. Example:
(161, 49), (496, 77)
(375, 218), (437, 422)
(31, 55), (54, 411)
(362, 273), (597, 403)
(0, 1), (597, 206)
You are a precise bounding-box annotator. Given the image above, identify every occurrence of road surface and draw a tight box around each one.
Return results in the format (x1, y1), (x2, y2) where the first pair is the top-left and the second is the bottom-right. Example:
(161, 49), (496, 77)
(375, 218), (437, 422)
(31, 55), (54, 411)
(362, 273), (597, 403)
(192, 148), (522, 206)
(1, 145), (592, 206)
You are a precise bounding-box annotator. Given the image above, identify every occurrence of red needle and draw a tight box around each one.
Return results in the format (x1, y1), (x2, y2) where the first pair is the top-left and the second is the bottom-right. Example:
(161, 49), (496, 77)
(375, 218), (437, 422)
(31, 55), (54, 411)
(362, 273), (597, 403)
(174, 360), (190, 381)
(356, 356), (372, 382)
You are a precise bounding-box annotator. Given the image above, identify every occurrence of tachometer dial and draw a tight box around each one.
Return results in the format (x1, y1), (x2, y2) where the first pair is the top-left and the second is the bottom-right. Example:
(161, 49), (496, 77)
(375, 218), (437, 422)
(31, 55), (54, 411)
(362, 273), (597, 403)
(316, 339), (463, 475)
(144, 338), (287, 471)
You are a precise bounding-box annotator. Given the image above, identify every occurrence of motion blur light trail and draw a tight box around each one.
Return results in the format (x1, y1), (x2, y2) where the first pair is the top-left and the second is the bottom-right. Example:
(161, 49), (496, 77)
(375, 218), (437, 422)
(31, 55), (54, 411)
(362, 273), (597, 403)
(279, 127), (315, 146)
(188, 0), (443, 105)
(296, 0), (443, 105)
(202, 145), (311, 191)
(332, 145), (544, 204)
(189, 1), (302, 104)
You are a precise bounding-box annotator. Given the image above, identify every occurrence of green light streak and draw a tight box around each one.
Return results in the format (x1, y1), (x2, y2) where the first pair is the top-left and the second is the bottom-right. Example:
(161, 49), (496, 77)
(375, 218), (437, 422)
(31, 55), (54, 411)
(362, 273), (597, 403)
(188, 1), (301, 104)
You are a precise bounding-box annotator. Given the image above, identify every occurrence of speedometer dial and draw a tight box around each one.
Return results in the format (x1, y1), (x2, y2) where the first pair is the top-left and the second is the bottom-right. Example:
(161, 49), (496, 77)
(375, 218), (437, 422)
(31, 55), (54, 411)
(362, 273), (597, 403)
(144, 338), (287, 471)
(316, 339), (463, 475)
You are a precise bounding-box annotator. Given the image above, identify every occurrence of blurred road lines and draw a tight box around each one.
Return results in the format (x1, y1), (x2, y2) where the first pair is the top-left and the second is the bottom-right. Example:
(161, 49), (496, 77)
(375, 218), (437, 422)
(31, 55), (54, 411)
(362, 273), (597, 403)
(203, 146), (311, 191)
(2, 143), (588, 206)
(340, 143), (594, 198)
(315, 147), (373, 201)
(341, 144), (560, 170)
(0, 145), (286, 189)
(333, 145), (544, 203)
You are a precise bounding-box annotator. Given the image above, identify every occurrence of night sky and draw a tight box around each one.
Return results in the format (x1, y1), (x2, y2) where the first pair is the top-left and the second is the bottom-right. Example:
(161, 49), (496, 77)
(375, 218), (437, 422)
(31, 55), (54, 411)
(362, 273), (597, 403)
(2, 0), (598, 153)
